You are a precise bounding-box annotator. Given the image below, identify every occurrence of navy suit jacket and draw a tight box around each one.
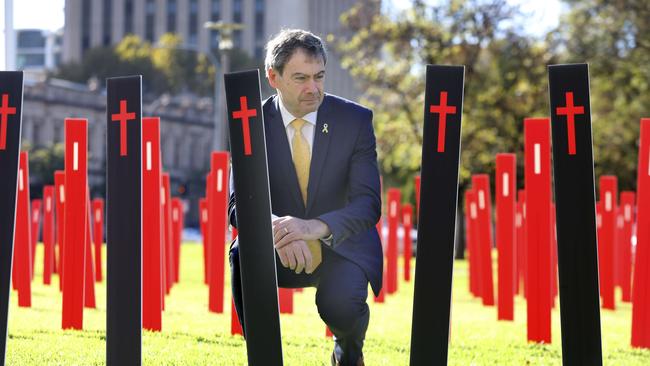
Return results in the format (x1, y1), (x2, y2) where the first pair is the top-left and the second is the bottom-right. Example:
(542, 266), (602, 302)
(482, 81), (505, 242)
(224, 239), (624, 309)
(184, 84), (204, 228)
(229, 93), (383, 296)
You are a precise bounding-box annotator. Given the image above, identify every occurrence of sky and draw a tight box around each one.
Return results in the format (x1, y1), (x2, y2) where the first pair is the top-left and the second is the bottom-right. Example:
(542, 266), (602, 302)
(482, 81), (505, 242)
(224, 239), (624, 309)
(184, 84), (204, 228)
(2, 0), (563, 69)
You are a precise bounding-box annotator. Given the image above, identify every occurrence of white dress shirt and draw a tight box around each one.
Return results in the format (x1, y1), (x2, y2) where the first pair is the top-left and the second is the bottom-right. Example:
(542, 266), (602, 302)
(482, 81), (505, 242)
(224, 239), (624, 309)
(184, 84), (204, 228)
(278, 96), (318, 157)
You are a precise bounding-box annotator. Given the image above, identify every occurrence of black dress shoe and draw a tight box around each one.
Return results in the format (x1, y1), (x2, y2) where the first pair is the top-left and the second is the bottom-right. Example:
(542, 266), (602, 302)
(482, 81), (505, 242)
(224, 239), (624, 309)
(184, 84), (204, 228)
(331, 352), (364, 366)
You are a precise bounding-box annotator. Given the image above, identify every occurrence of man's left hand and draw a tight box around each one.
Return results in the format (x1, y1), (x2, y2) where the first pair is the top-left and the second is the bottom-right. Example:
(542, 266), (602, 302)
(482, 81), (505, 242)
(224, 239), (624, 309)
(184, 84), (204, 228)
(272, 216), (330, 249)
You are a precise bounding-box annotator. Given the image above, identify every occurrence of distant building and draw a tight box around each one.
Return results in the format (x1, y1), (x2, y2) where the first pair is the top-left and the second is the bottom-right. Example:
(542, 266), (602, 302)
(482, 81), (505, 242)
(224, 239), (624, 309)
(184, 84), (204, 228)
(62, 0), (380, 101)
(15, 29), (63, 74)
(23, 78), (214, 226)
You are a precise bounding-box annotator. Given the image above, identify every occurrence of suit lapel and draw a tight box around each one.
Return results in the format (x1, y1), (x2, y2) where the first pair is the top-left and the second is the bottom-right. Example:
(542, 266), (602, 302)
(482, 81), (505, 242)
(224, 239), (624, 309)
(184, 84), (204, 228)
(266, 96), (304, 211)
(307, 95), (332, 214)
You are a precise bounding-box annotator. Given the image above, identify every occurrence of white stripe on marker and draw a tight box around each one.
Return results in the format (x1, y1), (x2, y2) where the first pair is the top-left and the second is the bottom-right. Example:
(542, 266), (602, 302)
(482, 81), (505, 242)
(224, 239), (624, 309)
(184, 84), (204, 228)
(534, 143), (541, 175)
(161, 187), (166, 205)
(625, 205), (631, 221)
(73, 142), (79, 171)
(390, 201), (397, 217)
(95, 210), (101, 223)
(217, 169), (223, 192)
(502, 173), (509, 197)
(146, 142), (152, 171)
(478, 190), (485, 210)
(173, 208), (178, 221)
(470, 203), (477, 219)
(202, 209), (208, 222)
(46, 198), (51, 212)
(19, 169), (23, 191)
(59, 185), (65, 203)
(605, 192), (612, 212)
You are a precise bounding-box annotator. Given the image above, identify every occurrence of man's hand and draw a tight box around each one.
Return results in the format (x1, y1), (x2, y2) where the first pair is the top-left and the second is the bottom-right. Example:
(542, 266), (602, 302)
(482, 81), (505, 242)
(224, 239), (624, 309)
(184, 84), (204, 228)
(276, 240), (314, 274)
(272, 216), (331, 249)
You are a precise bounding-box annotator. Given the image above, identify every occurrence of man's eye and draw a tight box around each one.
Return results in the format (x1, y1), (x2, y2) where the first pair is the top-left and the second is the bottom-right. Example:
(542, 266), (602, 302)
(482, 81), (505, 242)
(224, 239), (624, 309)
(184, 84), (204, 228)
(295, 76), (306, 81)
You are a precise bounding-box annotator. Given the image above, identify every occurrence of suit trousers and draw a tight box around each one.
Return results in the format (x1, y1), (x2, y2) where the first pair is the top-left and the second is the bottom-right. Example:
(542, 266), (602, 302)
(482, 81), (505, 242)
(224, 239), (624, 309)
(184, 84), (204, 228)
(229, 241), (370, 365)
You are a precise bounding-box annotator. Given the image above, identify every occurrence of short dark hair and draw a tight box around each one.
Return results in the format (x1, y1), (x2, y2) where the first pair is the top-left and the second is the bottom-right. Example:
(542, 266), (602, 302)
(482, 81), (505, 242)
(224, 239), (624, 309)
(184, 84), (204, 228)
(265, 29), (327, 76)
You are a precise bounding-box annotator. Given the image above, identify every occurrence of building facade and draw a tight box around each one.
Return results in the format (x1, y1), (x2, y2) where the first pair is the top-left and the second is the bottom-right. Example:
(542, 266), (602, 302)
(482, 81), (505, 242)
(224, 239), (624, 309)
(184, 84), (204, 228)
(23, 78), (213, 225)
(62, 0), (378, 101)
(15, 29), (63, 73)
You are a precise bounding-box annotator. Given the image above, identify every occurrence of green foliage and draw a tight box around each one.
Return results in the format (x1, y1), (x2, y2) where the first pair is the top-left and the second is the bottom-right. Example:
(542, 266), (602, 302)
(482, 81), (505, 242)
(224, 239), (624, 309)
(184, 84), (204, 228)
(6, 245), (650, 364)
(336, 0), (648, 198)
(55, 34), (262, 98)
(26, 142), (65, 191)
(336, 0), (556, 201)
(556, 0), (650, 190)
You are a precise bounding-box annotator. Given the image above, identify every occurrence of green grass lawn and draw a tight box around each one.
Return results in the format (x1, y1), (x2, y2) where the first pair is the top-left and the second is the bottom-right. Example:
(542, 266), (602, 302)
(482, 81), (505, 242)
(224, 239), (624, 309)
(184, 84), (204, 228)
(6, 243), (650, 365)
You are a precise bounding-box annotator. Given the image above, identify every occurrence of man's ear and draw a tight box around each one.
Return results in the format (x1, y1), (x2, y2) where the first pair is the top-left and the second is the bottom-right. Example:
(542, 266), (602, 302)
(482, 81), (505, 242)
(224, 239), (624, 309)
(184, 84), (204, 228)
(267, 68), (280, 89)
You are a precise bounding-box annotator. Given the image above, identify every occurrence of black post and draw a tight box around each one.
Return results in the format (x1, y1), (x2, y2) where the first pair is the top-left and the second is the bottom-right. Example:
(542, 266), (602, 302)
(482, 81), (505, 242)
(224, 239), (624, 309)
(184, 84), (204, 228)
(410, 65), (465, 365)
(224, 70), (283, 365)
(0, 71), (24, 366)
(106, 76), (142, 365)
(548, 63), (603, 365)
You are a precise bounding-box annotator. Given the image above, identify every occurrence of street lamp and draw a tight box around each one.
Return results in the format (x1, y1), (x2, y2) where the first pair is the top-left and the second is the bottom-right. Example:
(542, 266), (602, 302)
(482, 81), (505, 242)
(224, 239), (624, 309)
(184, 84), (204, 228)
(204, 21), (244, 152)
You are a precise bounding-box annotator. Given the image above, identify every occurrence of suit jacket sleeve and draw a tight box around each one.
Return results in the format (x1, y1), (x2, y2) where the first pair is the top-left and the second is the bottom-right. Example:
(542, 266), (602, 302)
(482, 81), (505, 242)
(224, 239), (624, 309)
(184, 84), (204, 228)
(316, 109), (381, 248)
(228, 165), (238, 228)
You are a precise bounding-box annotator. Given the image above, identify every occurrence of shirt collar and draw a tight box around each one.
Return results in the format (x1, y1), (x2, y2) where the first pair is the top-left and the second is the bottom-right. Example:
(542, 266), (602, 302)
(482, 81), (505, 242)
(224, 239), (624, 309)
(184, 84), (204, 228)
(278, 95), (318, 129)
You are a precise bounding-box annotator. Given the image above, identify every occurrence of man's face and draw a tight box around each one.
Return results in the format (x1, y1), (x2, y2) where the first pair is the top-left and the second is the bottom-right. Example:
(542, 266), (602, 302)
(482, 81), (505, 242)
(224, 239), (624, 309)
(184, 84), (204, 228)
(267, 49), (325, 118)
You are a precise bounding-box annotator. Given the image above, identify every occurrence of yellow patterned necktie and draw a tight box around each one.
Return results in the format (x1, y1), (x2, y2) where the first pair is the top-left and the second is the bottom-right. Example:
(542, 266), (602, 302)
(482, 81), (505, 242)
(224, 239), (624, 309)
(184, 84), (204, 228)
(291, 118), (322, 271)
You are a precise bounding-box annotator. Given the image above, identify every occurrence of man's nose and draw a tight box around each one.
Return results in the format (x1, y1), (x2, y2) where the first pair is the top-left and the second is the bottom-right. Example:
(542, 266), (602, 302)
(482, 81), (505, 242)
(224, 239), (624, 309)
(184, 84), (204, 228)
(305, 79), (319, 94)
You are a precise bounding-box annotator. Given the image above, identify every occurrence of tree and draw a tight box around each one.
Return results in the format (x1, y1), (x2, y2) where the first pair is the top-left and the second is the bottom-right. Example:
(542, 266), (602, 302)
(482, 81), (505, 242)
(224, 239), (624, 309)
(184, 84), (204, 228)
(557, 0), (650, 191)
(336, 0), (556, 200)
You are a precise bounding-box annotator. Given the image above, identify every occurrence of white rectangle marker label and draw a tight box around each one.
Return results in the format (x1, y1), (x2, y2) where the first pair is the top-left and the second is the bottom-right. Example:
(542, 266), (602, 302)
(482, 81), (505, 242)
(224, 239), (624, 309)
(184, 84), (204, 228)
(73, 142), (79, 171)
(605, 192), (612, 212)
(19, 169), (23, 191)
(59, 185), (65, 203)
(502, 173), (509, 197)
(390, 201), (397, 217)
(478, 190), (485, 210)
(470, 203), (477, 219)
(146, 142), (152, 171)
(534, 143), (541, 175)
(625, 205), (631, 221)
(217, 169), (223, 192)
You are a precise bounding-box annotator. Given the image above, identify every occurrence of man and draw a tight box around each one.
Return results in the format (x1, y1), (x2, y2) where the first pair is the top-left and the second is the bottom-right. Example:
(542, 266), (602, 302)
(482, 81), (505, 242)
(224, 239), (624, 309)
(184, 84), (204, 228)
(229, 29), (382, 366)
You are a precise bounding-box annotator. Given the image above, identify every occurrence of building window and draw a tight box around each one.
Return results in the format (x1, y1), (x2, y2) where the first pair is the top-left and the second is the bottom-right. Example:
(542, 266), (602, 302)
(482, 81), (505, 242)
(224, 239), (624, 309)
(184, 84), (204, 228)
(81, 0), (91, 53)
(18, 31), (46, 48)
(145, 0), (155, 41)
(102, 0), (112, 46)
(16, 54), (45, 69)
(124, 0), (134, 35)
(167, 0), (177, 33)
(255, 0), (264, 38)
(188, 0), (198, 45)
(210, 0), (221, 50)
(232, 0), (243, 49)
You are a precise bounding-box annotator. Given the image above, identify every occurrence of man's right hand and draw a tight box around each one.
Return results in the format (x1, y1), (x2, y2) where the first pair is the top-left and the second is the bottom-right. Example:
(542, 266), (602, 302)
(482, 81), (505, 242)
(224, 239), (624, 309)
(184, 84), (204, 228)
(276, 240), (314, 274)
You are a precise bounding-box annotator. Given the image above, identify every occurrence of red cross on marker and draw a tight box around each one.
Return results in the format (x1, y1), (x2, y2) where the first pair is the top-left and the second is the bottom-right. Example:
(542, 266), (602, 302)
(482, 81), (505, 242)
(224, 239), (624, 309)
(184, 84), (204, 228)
(111, 100), (136, 156)
(429, 91), (457, 153)
(555, 92), (584, 155)
(0, 94), (17, 150)
(232, 96), (257, 156)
